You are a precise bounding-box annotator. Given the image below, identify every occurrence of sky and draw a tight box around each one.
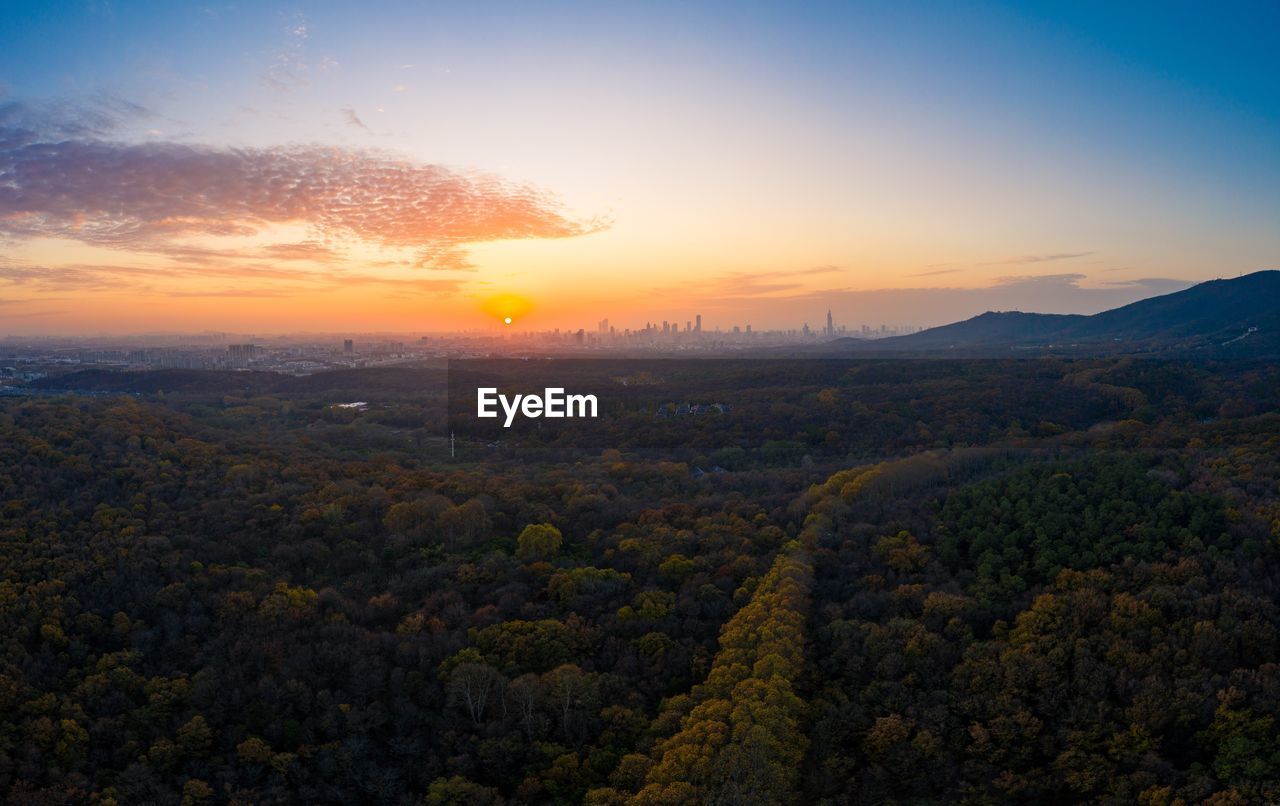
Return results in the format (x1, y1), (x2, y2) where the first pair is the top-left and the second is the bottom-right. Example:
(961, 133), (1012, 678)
(0, 0), (1277, 335)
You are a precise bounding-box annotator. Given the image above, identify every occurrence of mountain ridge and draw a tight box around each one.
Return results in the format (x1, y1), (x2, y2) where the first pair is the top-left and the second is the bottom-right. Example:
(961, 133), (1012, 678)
(818, 270), (1279, 356)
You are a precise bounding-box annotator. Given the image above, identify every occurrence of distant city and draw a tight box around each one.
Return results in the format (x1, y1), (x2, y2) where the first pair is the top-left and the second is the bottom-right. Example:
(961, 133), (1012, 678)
(0, 312), (923, 381)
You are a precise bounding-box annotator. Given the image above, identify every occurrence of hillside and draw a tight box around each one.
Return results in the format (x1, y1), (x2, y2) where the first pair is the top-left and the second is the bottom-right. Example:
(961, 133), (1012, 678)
(833, 270), (1279, 356)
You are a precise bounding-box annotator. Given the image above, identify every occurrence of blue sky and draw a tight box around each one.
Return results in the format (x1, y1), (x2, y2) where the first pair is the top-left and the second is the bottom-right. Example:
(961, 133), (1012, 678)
(0, 1), (1276, 332)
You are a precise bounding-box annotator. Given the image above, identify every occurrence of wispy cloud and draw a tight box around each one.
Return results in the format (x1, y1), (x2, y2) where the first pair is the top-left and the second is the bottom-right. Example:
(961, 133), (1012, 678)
(263, 12), (312, 90)
(0, 123), (606, 269)
(0, 263), (143, 292)
(325, 274), (462, 295)
(995, 251), (1094, 265)
(0, 308), (69, 318)
(908, 253), (1092, 277)
(340, 105), (368, 130)
(0, 97), (151, 142)
(988, 273), (1190, 295)
(977, 273), (1195, 300)
(259, 241), (340, 262)
(1098, 277), (1198, 294)
(994, 272), (1090, 286)
(165, 288), (299, 298)
(653, 265), (843, 300)
(0, 258), (466, 298)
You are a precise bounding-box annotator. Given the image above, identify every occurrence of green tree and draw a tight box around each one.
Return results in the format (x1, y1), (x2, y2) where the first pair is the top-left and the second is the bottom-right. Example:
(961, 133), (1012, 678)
(518, 523), (563, 560)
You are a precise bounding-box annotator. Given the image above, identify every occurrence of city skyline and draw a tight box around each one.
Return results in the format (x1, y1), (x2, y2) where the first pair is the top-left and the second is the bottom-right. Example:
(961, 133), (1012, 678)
(1, 1), (1277, 334)
(1, 310), (926, 346)
(0, 310), (928, 379)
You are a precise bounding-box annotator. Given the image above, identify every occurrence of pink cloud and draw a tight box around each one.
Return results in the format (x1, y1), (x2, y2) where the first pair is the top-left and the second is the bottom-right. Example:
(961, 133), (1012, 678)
(0, 127), (606, 269)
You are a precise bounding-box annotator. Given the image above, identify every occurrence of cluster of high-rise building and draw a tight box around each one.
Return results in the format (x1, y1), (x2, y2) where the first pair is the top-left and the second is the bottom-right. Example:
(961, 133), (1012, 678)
(553, 310), (919, 346)
(0, 312), (930, 380)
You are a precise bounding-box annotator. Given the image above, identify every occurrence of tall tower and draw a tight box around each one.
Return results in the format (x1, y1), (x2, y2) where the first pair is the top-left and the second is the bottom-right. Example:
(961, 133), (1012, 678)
(826, 309), (834, 336)
(695, 314), (702, 334)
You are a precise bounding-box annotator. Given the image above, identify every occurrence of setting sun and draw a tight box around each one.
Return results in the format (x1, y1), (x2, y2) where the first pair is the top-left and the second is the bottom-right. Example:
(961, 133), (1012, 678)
(482, 293), (534, 327)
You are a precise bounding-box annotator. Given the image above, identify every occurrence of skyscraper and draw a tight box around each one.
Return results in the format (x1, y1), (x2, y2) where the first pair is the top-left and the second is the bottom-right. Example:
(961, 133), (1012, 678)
(826, 309), (834, 337)
(695, 314), (702, 334)
(228, 344), (259, 366)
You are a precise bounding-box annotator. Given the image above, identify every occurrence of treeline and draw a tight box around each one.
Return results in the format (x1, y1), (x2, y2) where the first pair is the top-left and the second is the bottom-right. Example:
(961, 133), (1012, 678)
(586, 543), (811, 805)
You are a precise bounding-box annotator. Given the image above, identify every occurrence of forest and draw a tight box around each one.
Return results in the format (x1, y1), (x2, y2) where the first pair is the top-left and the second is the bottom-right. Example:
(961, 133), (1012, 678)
(2, 357), (1278, 804)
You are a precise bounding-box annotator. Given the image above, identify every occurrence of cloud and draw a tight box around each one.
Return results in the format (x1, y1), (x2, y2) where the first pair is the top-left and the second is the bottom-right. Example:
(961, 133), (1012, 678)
(266, 13), (310, 87)
(1099, 277), (1198, 294)
(909, 252), (1094, 275)
(995, 251), (1094, 265)
(653, 265), (843, 300)
(0, 258), (465, 300)
(0, 126), (606, 269)
(413, 246), (478, 271)
(84, 241), (341, 266)
(994, 272), (1089, 287)
(797, 265), (843, 276)
(0, 263), (141, 291)
(0, 308), (68, 318)
(259, 241), (340, 262)
(325, 275), (462, 295)
(165, 288), (299, 298)
(0, 97), (151, 142)
(988, 273), (1194, 296)
(158, 273), (463, 299)
(340, 106), (368, 130)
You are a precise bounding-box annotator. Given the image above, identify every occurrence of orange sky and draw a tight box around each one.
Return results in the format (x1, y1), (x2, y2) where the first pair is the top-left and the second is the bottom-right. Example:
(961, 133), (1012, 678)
(1, 3), (1276, 334)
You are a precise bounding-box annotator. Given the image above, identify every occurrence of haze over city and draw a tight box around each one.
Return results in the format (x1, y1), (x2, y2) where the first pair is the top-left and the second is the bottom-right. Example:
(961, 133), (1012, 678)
(1, 1), (1277, 335)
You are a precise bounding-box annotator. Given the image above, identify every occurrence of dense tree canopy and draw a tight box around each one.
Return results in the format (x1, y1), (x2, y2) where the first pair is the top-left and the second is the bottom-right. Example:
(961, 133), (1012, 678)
(1, 357), (1277, 803)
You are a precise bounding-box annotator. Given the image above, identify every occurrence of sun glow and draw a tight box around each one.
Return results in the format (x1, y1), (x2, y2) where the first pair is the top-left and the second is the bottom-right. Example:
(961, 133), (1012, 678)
(483, 293), (533, 325)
